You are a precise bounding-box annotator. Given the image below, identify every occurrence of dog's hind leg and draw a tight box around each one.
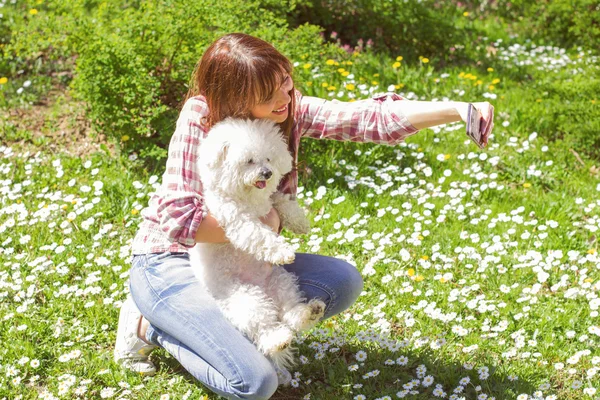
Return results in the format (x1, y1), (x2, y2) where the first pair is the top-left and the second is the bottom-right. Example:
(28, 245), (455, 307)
(267, 268), (326, 333)
(219, 283), (294, 357)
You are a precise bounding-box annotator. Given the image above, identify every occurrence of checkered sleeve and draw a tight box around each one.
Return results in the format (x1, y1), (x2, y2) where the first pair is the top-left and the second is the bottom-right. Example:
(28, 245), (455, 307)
(154, 97), (209, 248)
(296, 91), (420, 145)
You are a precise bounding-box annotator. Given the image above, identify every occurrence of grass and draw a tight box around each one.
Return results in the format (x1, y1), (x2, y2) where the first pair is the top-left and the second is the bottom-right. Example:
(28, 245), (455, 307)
(1, 26), (600, 400)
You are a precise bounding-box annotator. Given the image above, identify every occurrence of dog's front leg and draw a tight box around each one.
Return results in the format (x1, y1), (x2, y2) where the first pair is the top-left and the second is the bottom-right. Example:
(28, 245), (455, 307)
(271, 192), (310, 235)
(210, 200), (296, 265)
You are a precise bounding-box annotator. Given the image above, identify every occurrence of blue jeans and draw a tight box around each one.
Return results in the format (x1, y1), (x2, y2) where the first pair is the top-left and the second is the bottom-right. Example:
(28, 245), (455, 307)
(129, 251), (363, 399)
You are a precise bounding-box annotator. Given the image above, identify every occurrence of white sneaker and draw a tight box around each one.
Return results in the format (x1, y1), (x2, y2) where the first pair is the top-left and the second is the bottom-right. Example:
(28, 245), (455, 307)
(114, 296), (158, 376)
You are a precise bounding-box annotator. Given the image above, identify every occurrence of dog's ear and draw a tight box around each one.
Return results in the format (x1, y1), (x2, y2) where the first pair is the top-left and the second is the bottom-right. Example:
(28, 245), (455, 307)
(199, 133), (230, 169)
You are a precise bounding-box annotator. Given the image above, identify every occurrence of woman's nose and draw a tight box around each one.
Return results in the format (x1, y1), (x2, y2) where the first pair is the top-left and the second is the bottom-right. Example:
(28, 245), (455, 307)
(277, 87), (291, 104)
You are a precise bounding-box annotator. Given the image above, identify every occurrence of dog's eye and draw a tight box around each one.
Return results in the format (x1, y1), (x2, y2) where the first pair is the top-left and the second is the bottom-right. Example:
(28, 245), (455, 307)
(247, 159), (254, 164)
(267, 158), (270, 162)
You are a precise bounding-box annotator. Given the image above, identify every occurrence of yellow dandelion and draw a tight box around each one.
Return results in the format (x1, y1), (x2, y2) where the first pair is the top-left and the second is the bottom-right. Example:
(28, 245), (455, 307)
(346, 61), (353, 65)
(345, 83), (355, 91)
(396, 56), (403, 61)
(476, 80), (482, 85)
(121, 135), (130, 142)
(592, 100), (596, 104)
(337, 68), (346, 74)
(492, 78), (500, 84)
(584, 278), (594, 283)
(395, 83), (404, 89)
(0, 77), (7, 85)
(306, 81), (313, 87)
(371, 81), (378, 85)
(463, 11), (469, 17)
(487, 67), (494, 72)
(588, 249), (596, 254)
(326, 59), (336, 66)
(458, 72), (465, 78)
(303, 63), (312, 69)
(536, 99), (543, 102)
(415, 275), (424, 282)
(421, 255), (429, 260)
(440, 278), (447, 283)
(327, 85), (336, 91)
(373, 73), (380, 77)
(523, 183), (531, 188)
(392, 61), (401, 69)
(488, 85), (495, 91)
(444, 154), (451, 160)
(421, 57), (430, 64)
(342, 71), (350, 77)
(131, 209), (139, 215)
(321, 82), (329, 87)
(407, 269), (415, 277)
(29, 8), (38, 15)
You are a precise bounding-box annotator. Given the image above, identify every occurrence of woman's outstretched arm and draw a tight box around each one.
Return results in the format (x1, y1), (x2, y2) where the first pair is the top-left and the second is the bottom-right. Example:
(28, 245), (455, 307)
(393, 100), (494, 146)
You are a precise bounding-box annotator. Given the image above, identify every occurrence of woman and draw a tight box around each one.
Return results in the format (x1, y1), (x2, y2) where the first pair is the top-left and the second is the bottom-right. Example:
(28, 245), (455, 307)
(114, 33), (494, 399)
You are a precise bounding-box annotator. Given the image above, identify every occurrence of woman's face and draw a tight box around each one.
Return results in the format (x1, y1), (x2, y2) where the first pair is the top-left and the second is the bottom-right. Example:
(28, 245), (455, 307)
(250, 73), (294, 123)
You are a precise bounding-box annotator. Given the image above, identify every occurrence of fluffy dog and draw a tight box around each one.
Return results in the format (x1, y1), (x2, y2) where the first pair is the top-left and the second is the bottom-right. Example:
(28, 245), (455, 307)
(189, 118), (326, 371)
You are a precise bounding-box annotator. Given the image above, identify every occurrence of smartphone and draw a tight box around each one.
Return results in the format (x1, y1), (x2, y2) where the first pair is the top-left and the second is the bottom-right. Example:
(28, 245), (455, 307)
(466, 103), (485, 149)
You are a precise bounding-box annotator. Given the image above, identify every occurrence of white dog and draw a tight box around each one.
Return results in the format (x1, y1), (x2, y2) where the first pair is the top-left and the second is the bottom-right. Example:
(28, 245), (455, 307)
(189, 118), (326, 371)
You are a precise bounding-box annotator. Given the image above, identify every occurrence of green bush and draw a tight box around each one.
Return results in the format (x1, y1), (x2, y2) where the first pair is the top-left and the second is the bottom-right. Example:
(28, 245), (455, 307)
(3, 0), (333, 159)
(289, 0), (482, 65)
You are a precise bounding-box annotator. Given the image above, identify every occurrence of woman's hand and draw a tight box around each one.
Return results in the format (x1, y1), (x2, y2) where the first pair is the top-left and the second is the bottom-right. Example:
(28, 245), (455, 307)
(260, 207), (281, 233)
(457, 102), (495, 147)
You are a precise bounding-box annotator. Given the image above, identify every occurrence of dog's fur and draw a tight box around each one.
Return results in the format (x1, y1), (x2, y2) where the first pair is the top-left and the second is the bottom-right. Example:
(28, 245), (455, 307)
(189, 118), (325, 370)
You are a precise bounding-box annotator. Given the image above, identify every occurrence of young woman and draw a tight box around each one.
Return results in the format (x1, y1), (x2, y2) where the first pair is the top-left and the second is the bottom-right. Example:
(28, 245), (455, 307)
(114, 33), (494, 399)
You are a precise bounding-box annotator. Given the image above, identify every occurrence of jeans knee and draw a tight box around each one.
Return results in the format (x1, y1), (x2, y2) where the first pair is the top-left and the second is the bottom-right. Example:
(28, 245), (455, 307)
(235, 368), (278, 400)
(339, 260), (364, 304)
(323, 259), (363, 317)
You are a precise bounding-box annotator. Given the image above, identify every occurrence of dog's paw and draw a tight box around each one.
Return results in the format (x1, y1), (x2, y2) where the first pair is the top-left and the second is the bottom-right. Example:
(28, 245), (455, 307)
(258, 325), (294, 356)
(283, 299), (326, 332)
(307, 299), (326, 321)
(263, 244), (296, 265)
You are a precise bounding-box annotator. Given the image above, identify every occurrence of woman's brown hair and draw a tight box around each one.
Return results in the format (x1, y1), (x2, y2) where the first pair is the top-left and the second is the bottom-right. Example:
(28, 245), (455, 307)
(183, 33), (296, 140)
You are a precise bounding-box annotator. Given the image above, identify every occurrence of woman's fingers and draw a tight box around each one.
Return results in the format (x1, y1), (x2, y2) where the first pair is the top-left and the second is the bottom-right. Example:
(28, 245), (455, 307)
(475, 102), (494, 147)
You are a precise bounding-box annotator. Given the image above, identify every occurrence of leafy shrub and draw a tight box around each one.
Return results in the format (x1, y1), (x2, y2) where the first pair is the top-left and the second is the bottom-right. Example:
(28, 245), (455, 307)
(288, 0), (482, 65)
(3, 0), (333, 159)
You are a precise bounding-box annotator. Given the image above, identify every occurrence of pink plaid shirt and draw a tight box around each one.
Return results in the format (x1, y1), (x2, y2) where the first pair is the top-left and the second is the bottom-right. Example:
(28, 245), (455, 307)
(131, 90), (419, 254)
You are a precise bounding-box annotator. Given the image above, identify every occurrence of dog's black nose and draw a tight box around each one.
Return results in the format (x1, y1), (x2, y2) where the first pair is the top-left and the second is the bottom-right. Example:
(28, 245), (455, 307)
(260, 168), (272, 180)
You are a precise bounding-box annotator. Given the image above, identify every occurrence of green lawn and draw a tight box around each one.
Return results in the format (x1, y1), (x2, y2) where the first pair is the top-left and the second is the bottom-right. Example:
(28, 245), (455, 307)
(1, 23), (600, 400)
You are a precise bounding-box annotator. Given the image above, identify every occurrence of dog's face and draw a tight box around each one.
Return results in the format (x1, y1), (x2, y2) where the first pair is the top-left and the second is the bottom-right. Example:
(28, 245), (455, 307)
(199, 118), (293, 198)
